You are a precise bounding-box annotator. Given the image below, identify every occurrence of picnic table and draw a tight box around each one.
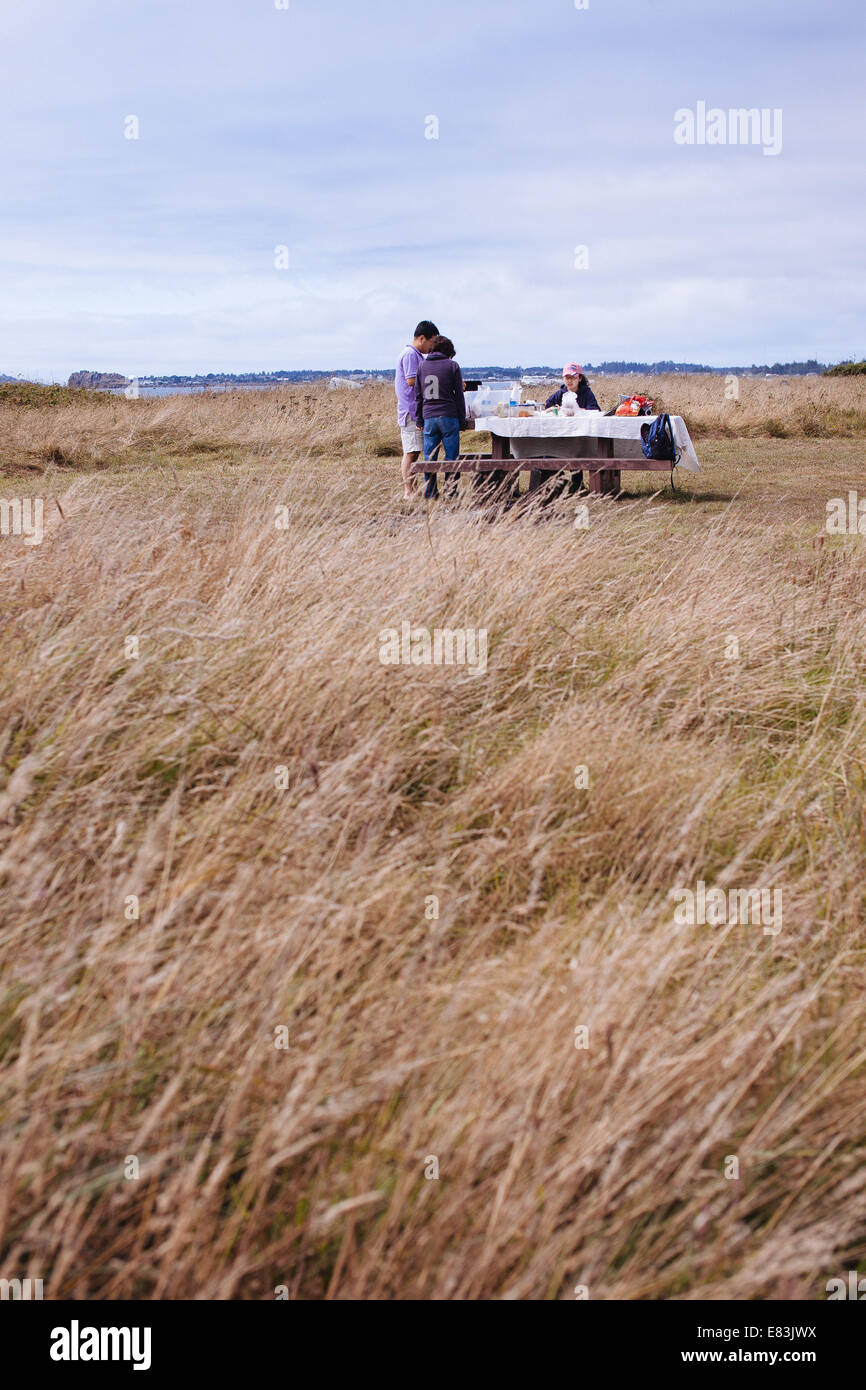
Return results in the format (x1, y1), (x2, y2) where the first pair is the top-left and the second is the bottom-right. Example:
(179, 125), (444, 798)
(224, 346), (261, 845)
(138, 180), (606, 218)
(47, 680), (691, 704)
(413, 411), (701, 497)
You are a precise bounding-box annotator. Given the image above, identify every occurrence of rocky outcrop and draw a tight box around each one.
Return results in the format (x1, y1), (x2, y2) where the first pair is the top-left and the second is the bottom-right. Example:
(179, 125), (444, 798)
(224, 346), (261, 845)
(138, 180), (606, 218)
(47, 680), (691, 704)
(67, 370), (130, 390)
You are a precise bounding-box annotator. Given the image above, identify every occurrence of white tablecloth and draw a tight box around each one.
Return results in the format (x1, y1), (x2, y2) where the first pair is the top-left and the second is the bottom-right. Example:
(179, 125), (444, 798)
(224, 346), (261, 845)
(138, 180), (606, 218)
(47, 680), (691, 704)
(474, 414), (701, 472)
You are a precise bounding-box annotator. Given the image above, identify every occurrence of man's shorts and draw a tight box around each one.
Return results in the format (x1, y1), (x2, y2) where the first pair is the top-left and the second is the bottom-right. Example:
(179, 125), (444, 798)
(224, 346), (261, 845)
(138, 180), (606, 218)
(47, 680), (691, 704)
(399, 412), (423, 453)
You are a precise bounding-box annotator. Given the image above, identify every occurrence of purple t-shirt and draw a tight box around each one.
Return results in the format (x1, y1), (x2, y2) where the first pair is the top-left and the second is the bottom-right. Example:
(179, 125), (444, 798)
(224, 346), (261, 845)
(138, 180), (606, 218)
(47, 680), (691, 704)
(395, 344), (422, 421)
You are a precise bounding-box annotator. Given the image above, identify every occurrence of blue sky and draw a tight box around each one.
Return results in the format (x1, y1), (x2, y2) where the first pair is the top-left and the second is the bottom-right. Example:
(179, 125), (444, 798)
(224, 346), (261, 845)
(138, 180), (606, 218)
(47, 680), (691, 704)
(1, 0), (863, 377)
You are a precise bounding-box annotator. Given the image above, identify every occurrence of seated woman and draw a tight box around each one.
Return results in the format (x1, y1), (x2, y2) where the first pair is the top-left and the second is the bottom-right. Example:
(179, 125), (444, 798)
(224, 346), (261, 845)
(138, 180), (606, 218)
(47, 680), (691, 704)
(544, 361), (600, 413)
(531, 361), (601, 498)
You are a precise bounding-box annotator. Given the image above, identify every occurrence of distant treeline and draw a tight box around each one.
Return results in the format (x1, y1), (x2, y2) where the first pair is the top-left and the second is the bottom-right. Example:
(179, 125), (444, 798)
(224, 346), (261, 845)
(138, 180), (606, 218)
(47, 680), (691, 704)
(133, 371), (325, 385)
(494, 360), (829, 376)
(57, 359), (856, 391)
(585, 360), (828, 376)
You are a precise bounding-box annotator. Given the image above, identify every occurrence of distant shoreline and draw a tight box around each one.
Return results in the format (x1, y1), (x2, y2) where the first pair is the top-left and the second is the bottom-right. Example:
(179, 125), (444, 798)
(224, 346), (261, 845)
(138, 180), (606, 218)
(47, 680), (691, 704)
(2, 362), (843, 393)
(58, 360), (832, 393)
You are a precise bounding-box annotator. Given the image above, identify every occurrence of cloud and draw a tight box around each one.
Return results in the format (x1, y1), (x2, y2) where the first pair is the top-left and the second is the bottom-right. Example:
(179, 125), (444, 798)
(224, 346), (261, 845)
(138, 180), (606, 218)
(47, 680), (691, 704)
(0, 0), (862, 375)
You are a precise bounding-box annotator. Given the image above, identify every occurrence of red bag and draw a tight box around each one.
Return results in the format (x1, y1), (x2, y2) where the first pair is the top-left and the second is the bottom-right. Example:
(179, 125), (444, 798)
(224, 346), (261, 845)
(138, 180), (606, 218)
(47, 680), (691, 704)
(615, 394), (655, 417)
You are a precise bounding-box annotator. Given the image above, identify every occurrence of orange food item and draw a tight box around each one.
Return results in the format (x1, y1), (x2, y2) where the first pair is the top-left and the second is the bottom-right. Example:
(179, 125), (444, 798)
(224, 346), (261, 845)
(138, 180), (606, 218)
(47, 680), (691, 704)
(615, 395), (655, 417)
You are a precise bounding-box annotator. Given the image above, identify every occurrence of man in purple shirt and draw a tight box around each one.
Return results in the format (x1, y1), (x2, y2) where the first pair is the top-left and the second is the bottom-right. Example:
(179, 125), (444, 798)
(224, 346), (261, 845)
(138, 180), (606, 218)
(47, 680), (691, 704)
(395, 320), (439, 498)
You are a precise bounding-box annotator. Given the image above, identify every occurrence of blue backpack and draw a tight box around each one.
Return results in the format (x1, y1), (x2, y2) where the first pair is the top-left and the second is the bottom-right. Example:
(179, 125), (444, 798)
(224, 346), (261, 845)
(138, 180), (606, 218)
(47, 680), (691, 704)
(640, 412), (680, 466)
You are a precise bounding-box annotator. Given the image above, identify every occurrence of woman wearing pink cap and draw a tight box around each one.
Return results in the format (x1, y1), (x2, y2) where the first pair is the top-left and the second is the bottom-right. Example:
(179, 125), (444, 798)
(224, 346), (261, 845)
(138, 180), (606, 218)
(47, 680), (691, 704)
(532, 363), (601, 498)
(544, 362), (600, 413)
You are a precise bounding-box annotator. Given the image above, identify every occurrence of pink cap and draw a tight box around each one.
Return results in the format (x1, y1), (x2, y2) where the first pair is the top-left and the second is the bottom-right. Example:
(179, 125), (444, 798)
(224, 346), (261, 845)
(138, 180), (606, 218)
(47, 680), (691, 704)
(562, 362), (582, 377)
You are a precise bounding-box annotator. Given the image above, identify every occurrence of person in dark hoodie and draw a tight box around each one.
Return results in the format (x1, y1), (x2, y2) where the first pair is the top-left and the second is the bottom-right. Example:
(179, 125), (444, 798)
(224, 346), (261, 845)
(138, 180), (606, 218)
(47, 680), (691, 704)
(544, 361), (600, 412)
(414, 335), (467, 501)
(531, 360), (601, 498)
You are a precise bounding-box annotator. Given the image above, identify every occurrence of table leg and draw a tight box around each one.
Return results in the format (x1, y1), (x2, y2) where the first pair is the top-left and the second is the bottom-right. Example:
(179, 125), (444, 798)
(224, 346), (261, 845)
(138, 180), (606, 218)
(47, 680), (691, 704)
(482, 431), (519, 503)
(491, 431), (510, 491)
(473, 428), (504, 493)
(591, 437), (620, 496)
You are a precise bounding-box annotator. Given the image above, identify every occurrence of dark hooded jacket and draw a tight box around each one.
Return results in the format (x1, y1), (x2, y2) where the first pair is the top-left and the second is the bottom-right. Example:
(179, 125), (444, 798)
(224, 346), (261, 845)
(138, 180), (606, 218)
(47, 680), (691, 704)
(414, 352), (467, 430)
(544, 376), (600, 411)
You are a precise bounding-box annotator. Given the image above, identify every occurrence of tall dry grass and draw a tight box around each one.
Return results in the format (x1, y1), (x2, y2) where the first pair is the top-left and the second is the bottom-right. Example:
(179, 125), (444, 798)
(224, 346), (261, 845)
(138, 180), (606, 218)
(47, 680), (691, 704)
(0, 392), (865, 1299)
(1, 372), (865, 479)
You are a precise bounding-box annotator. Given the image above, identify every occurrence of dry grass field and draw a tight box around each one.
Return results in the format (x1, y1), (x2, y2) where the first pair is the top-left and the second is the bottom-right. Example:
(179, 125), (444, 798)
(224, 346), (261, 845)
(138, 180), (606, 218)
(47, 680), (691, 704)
(1, 375), (865, 1300)
(1, 371), (866, 481)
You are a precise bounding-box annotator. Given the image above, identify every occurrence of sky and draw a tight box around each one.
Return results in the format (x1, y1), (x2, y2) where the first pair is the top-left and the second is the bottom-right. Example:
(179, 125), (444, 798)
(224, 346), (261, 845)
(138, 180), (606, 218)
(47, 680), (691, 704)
(0, 0), (863, 379)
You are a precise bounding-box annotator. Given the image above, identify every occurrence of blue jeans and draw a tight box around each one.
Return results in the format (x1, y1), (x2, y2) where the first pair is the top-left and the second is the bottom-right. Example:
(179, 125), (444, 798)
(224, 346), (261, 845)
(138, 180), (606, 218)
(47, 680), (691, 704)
(423, 417), (461, 499)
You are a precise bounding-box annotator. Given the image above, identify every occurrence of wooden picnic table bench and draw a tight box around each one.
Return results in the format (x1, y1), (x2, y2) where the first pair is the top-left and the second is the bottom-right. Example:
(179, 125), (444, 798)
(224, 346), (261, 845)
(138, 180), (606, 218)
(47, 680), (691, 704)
(411, 432), (673, 497)
(410, 413), (701, 498)
(408, 411), (700, 500)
